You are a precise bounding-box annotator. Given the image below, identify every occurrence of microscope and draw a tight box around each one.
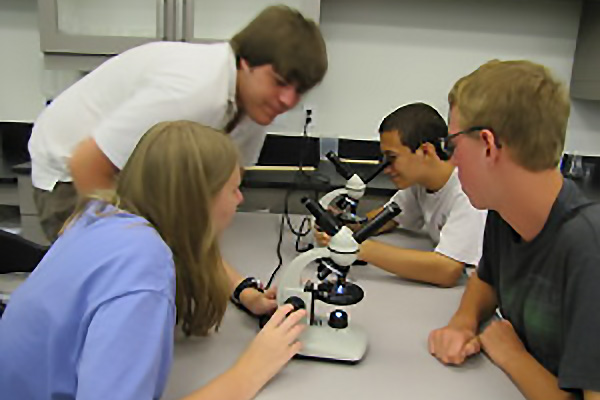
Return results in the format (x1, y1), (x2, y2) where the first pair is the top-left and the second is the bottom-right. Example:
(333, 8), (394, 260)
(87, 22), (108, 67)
(277, 197), (401, 363)
(319, 151), (390, 226)
(310, 152), (390, 276)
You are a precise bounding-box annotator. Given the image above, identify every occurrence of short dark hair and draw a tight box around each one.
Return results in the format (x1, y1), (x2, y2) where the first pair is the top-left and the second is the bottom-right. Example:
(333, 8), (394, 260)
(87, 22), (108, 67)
(378, 103), (449, 160)
(230, 5), (328, 94)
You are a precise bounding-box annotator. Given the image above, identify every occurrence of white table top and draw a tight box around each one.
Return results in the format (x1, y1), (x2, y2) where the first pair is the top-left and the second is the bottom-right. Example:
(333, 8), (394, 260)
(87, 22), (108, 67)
(163, 212), (524, 400)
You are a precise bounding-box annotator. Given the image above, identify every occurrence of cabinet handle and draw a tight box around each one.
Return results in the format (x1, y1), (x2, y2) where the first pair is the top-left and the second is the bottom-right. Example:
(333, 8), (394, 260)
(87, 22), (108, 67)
(182, 0), (194, 42)
(156, 0), (165, 39)
(164, 0), (176, 41)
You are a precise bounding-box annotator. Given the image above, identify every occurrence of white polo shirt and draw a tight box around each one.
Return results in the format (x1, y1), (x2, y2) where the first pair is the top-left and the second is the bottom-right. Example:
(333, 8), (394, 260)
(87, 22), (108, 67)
(387, 169), (487, 266)
(29, 42), (266, 191)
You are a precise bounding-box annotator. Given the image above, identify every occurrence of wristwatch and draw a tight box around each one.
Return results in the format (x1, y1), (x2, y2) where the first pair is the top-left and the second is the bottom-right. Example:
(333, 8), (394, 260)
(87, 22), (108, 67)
(231, 277), (263, 305)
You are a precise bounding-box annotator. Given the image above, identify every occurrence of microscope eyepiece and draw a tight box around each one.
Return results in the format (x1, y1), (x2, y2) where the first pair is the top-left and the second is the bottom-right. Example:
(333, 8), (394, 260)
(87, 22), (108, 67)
(302, 197), (340, 236)
(353, 202), (401, 243)
(325, 151), (354, 180)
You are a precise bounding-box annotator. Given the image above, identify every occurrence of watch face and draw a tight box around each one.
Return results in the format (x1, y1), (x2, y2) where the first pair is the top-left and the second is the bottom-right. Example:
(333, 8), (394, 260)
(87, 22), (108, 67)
(234, 277), (260, 302)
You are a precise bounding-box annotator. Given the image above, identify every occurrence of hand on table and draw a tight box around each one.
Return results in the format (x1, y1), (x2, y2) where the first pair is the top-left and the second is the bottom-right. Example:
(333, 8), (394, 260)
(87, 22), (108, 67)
(240, 286), (277, 316)
(234, 304), (306, 388)
(479, 319), (526, 369)
(428, 324), (481, 365)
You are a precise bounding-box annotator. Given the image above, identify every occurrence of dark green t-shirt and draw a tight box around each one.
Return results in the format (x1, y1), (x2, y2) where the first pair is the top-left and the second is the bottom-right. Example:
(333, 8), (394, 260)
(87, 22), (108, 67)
(478, 179), (600, 397)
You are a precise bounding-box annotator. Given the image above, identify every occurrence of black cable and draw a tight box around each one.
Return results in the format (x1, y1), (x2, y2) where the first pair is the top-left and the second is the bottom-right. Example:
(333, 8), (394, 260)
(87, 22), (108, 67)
(266, 110), (339, 288)
(293, 214), (312, 253)
(265, 211), (286, 289)
(266, 185), (315, 290)
(298, 113), (330, 185)
(283, 188), (311, 238)
(297, 113), (312, 178)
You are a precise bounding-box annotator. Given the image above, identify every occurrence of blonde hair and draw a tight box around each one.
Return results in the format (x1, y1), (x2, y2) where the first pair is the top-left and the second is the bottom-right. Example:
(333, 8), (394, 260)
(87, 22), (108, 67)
(448, 60), (570, 171)
(66, 121), (238, 336)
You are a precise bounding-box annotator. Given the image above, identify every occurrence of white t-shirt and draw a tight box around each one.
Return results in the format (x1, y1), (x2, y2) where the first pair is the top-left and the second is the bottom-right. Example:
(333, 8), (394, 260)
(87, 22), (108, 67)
(29, 42), (266, 191)
(387, 169), (487, 266)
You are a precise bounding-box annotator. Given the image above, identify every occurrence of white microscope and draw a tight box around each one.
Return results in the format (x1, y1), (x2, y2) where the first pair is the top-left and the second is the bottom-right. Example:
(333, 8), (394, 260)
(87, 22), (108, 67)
(277, 197), (401, 363)
(311, 151), (390, 279)
(318, 151), (390, 227)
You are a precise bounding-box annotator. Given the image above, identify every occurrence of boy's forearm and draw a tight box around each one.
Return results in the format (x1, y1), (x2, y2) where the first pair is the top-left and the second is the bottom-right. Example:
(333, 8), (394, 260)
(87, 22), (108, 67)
(449, 274), (497, 332)
(501, 351), (574, 400)
(358, 240), (464, 287)
(71, 162), (116, 195)
(69, 138), (118, 196)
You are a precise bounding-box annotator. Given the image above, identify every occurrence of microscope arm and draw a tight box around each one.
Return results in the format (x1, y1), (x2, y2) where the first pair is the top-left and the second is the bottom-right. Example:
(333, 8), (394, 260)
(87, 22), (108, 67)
(277, 246), (331, 305)
(319, 188), (348, 209)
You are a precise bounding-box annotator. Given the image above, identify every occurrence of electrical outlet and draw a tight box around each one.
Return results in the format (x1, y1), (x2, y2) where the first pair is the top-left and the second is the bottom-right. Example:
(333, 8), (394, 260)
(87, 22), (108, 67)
(303, 104), (316, 131)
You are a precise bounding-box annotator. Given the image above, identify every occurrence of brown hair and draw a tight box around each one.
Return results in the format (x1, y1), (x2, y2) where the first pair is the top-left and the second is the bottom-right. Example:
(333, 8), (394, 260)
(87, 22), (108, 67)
(230, 5), (328, 94)
(449, 60), (570, 171)
(65, 121), (238, 336)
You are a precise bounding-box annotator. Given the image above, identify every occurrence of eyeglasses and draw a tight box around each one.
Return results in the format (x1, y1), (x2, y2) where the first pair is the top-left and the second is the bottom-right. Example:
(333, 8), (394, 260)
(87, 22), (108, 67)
(439, 126), (499, 156)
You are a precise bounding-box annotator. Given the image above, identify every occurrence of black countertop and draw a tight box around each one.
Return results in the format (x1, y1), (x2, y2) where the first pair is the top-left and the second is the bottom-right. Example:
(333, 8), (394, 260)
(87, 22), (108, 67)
(11, 160), (397, 196)
(12, 160), (600, 202)
(242, 160), (396, 196)
(0, 161), (17, 183)
(11, 162), (31, 175)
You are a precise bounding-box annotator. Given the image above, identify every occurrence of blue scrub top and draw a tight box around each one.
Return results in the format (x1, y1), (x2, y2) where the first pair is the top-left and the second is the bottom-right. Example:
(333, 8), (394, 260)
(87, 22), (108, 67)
(0, 203), (176, 400)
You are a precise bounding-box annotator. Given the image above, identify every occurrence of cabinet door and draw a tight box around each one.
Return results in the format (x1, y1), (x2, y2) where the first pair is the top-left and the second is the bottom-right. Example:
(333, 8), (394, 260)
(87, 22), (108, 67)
(39, 0), (176, 55)
(570, 0), (600, 100)
(179, 0), (320, 43)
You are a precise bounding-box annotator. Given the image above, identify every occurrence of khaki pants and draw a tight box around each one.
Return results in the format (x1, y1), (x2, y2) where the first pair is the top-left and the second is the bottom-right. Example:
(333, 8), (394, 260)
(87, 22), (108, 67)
(33, 182), (78, 243)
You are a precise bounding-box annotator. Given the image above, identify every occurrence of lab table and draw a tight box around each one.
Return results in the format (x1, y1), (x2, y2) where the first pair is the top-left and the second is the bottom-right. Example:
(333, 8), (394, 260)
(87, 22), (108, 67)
(163, 212), (524, 400)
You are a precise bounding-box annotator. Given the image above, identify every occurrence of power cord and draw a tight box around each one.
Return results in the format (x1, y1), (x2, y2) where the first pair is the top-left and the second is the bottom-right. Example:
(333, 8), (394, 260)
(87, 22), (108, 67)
(265, 211), (286, 289)
(265, 109), (326, 289)
(266, 186), (317, 290)
(297, 109), (312, 178)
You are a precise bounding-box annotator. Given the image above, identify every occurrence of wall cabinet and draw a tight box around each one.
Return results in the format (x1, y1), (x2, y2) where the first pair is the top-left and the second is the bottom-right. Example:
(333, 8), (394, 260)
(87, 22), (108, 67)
(38, 0), (320, 70)
(570, 0), (600, 100)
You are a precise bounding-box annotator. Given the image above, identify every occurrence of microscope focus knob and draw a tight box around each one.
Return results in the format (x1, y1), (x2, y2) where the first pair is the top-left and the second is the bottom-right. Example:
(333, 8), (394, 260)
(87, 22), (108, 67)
(284, 296), (306, 315)
(328, 309), (348, 329)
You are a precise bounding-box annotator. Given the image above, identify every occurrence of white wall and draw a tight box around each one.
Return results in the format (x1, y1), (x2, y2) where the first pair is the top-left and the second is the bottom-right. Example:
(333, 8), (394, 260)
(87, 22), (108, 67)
(0, 0), (83, 123)
(308, 0), (600, 154)
(277, 0), (600, 154)
(2, 0), (600, 154)
(0, 0), (45, 122)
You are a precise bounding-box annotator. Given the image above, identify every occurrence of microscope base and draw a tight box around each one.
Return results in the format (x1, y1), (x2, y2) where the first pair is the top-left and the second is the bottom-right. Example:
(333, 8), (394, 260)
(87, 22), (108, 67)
(296, 324), (367, 363)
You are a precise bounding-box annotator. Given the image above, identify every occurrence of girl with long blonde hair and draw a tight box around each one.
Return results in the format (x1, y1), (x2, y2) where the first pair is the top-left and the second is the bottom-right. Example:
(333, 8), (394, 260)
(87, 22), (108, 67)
(0, 121), (305, 400)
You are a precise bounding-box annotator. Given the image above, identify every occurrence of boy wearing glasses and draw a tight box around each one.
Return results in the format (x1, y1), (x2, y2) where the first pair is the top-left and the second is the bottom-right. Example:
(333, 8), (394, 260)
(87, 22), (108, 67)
(315, 102), (487, 287)
(429, 60), (600, 400)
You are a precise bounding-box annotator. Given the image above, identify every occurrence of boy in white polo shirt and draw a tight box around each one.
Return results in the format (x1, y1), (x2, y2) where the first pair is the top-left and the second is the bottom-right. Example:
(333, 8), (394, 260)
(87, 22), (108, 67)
(29, 5), (328, 317)
(29, 5), (327, 243)
(316, 103), (487, 287)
